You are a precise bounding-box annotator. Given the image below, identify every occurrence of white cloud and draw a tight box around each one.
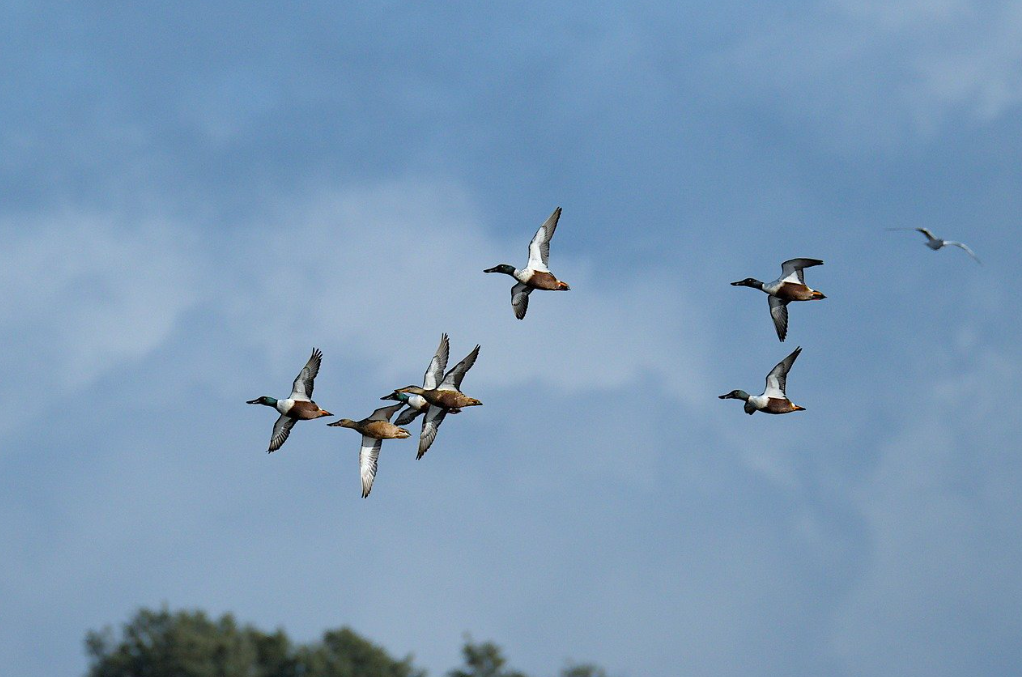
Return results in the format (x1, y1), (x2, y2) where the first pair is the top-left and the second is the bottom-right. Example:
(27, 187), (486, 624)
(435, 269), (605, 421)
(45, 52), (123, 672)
(0, 211), (204, 438)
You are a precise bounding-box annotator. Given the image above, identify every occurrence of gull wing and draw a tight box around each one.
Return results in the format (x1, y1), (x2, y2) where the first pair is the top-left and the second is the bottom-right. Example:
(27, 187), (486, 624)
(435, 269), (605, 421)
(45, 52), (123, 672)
(526, 207), (561, 272)
(290, 348), (322, 400)
(944, 241), (981, 264)
(768, 295), (789, 342)
(268, 414), (296, 452)
(359, 436), (382, 498)
(511, 282), (532, 320)
(764, 346), (801, 398)
(439, 345), (480, 392)
(422, 333), (450, 390)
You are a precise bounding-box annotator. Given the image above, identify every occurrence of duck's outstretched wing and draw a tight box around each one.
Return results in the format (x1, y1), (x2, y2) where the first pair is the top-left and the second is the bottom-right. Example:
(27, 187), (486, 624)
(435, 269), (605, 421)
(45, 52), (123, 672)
(511, 282), (532, 320)
(290, 348), (322, 400)
(423, 334), (450, 390)
(768, 295), (789, 342)
(780, 258), (823, 284)
(914, 227), (941, 244)
(417, 406), (448, 459)
(268, 414), (296, 452)
(369, 404), (404, 422)
(440, 345), (480, 391)
(527, 207), (561, 272)
(945, 241), (981, 264)
(394, 406), (424, 426)
(359, 436), (382, 498)
(764, 346), (801, 398)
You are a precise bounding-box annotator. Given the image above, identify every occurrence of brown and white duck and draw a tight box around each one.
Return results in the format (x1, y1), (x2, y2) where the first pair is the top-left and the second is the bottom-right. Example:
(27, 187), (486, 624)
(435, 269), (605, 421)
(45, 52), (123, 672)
(731, 258), (826, 341)
(328, 404), (411, 498)
(719, 346), (806, 415)
(484, 206), (570, 319)
(383, 344), (482, 459)
(246, 348), (333, 452)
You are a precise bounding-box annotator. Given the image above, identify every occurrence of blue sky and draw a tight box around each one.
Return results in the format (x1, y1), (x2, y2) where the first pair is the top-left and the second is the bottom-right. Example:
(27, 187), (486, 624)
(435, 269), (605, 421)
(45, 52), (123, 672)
(2, 2), (1022, 676)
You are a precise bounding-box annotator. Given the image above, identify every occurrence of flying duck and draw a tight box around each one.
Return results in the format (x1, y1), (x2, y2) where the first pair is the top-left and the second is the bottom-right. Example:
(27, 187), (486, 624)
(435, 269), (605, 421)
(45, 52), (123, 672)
(719, 346), (806, 415)
(887, 228), (981, 264)
(484, 206), (570, 319)
(247, 348), (333, 452)
(384, 344), (482, 459)
(731, 258), (826, 341)
(384, 333), (451, 427)
(328, 403), (411, 498)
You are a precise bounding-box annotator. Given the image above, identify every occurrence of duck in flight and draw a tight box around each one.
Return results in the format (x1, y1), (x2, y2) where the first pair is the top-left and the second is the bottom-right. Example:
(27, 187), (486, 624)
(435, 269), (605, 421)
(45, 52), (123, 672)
(887, 228), (981, 264)
(328, 404), (411, 498)
(731, 258), (826, 341)
(383, 344), (482, 459)
(247, 348), (333, 452)
(719, 346), (806, 415)
(484, 207), (570, 319)
(385, 334), (450, 427)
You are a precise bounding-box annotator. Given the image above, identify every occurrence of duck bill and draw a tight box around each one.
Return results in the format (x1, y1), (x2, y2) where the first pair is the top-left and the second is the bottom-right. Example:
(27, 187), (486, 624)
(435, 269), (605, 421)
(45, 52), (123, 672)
(380, 392), (399, 401)
(483, 266), (500, 273)
(245, 398), (261, 404)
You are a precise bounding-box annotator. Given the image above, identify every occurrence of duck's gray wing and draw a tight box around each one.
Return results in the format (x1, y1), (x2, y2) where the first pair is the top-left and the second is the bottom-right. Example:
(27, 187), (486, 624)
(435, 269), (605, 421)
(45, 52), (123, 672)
(511, 282), (532, 320)
(290, 348), (322, 400)
(768, 295), (789, 342)
(422, 333), (450, 390)
(780, 258), (823, 284)
(369, 403), (404, 422)
(359, 436), (382, 498)
(394, 406), (424, 426)
(417, 405), (448, 459)
(439, 345), (480, 391)
(268, 414), (296, 452)
(944, 241), (981, 264)
(764, 346), (801, 398)
(527, 206), (561, 271)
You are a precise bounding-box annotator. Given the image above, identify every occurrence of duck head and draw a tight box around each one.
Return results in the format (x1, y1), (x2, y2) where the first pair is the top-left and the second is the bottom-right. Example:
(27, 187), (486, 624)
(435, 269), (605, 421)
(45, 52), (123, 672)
(395, 385), (427, 396)
(381, 390), (411, 402)
(730, 278), (764, 289)
(718, 390), (750, 401)
(484, 264), (516, 276)
(328, 418), (357, 429)
(246, 396), (278, 407)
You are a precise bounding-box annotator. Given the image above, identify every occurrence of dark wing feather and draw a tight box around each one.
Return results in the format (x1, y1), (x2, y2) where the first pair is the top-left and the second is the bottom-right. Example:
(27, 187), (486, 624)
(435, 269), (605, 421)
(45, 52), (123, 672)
(768, 295), (789, 342)
(423, 334), (450, 390)
(511, 283), (532, 320)
(268, 414), (296, 452)
(417, 406), (448, 459)
(290, 348), (322, 400)
(439, 345), (480, 391)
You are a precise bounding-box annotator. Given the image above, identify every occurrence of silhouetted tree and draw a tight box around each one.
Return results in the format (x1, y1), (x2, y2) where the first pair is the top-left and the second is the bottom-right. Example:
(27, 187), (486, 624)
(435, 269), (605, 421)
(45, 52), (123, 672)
(85, 607), (424, 677)
(447, 637), (527, 677)
(559, 663), (608, 677)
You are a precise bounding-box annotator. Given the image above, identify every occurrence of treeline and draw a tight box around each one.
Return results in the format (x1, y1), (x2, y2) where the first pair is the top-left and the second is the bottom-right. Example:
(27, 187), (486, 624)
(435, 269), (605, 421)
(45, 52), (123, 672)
(85, 607), (607, 677)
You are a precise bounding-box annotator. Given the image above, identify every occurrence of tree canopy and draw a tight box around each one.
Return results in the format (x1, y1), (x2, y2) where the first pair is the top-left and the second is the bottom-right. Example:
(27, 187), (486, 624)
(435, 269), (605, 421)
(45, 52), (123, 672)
(84, 608), (607, 677)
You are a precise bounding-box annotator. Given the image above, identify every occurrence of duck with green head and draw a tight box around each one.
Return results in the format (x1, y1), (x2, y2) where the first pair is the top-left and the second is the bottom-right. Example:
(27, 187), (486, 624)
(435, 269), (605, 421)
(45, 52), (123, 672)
(382, 342), (482, 459)
(719, 347), (807, 415)
(328, 403), (410, 498)
(247, 348), (333, 452)
(731, 258), (826, 341)
(484, 206), (570, 320)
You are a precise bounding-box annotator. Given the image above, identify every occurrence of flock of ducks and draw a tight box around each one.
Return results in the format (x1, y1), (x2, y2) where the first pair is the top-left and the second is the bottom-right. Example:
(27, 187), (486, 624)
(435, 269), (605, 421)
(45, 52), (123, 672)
(246, 211), (981, 497)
